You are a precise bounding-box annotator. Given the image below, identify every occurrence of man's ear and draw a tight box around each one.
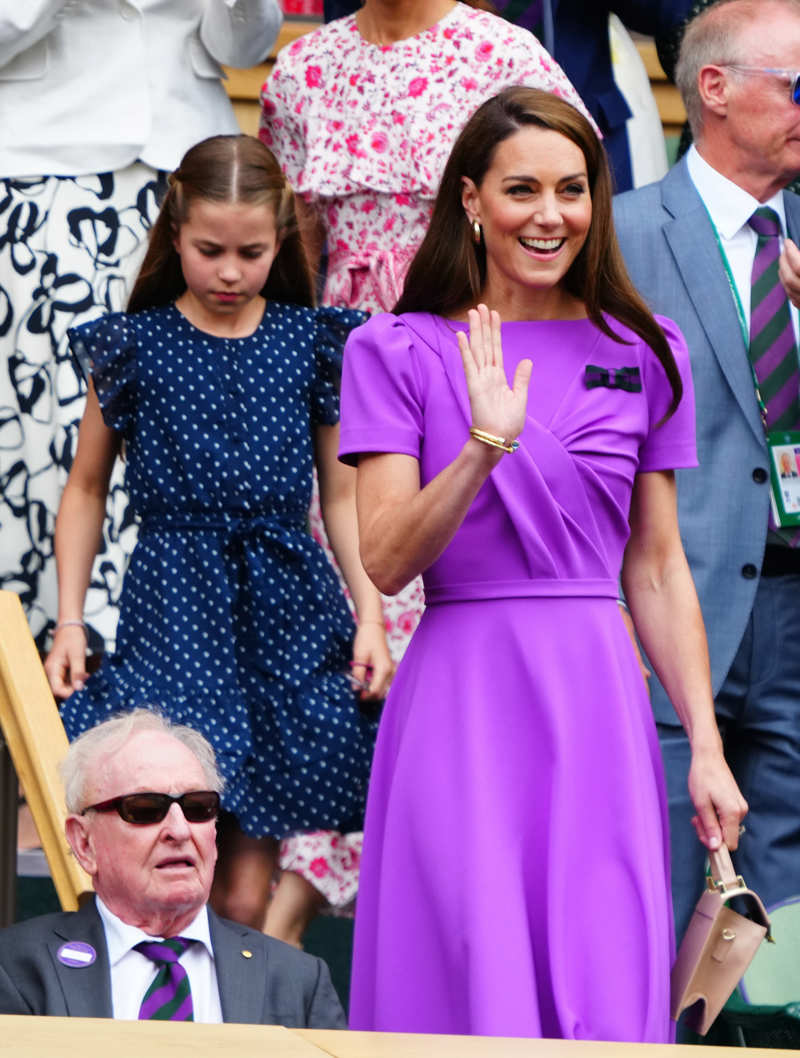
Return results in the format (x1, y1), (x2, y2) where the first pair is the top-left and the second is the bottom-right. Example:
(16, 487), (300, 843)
(65, 815), (98, 877)
(461, 176), (480, 225)
(697, 64), (732, 119)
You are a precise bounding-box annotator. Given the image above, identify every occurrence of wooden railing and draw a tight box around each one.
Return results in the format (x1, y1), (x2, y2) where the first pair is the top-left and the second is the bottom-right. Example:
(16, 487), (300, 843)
(0, 1017), (781, 1057)
(0, 592), (92, 914)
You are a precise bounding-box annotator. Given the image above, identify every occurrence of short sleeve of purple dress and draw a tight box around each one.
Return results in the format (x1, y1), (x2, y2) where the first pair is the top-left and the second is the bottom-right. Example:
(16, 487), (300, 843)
(339, 311), (697, 1042)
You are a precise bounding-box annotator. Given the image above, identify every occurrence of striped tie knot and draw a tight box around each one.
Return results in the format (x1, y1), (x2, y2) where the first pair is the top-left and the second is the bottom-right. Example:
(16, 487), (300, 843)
(135, 936), (194, 1021)
(749, 206), (782, 239)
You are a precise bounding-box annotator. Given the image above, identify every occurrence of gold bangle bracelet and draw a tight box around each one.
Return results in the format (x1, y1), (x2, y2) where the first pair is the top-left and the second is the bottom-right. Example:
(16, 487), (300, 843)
(469, 426), (520, 454)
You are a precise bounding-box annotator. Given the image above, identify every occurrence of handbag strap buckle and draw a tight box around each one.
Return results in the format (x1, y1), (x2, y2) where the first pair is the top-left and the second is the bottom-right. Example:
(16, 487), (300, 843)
(707, 873), (747, 895)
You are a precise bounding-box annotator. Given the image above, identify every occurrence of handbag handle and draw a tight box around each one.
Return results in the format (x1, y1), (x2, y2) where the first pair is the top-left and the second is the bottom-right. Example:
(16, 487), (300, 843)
(708, 844), (743, 892)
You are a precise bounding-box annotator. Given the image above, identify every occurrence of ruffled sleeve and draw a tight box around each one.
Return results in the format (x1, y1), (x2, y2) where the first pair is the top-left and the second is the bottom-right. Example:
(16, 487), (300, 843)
(339, 313), (426, 465)
(638, 315), (698, 472)
(311, 305), (369, 427)
(67, 312), (138, 436)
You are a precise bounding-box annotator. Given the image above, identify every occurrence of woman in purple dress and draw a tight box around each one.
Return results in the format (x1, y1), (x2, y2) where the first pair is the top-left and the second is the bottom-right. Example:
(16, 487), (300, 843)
(339, 87), (748, 1041)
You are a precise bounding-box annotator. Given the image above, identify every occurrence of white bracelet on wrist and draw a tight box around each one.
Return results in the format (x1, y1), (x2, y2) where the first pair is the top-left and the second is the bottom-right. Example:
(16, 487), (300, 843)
(55, 620), (87, 635)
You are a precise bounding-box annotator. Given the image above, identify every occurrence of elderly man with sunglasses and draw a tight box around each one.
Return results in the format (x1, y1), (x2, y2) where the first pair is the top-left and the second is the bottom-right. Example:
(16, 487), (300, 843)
(614, 0), (800, 955)
(0, 710), (346, 1026)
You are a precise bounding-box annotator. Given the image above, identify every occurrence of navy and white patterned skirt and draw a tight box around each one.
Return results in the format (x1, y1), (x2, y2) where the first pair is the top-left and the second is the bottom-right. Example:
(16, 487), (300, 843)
(0, 163), (165, 651)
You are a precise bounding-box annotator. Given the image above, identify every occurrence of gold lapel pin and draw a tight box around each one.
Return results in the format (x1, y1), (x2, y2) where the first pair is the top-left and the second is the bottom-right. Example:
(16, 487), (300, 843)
(241, 949), (253, 959)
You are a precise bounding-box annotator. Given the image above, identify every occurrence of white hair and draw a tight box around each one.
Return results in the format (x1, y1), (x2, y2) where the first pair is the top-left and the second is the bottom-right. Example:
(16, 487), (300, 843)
(59, 708), (224, 813)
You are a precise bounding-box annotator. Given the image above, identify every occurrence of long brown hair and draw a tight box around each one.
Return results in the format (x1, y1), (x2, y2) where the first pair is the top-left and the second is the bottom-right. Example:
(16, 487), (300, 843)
(128, 134), (314, 313)
(396, 87), (682, 418)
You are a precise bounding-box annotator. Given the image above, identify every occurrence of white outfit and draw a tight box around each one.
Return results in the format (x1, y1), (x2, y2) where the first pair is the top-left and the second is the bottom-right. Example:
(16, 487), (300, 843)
(0, 0), (282, 176)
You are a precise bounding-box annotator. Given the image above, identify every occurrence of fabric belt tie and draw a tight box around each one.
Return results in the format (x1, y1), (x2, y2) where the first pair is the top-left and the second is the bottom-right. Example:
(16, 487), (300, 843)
(327, 248), (415, 312)
(424, 578), (619, 604)
(135, 936), (194, 1021)
(139, 510), (310, 558)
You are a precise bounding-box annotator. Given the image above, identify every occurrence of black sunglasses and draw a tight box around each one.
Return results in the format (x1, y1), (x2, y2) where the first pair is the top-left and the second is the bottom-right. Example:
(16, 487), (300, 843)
(81, 790), (220, 825)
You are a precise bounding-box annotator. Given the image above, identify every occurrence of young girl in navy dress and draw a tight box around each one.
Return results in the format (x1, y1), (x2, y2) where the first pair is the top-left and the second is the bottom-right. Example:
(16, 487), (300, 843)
(44, 134), (393, 929)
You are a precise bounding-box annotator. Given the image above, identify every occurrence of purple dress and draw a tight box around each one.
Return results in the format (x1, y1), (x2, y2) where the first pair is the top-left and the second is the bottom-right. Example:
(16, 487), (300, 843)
(339, 311), (698, 1041)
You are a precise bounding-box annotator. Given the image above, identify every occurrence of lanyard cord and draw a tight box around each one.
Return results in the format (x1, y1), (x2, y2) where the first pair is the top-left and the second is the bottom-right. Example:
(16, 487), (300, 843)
(702, 202), (770, 434)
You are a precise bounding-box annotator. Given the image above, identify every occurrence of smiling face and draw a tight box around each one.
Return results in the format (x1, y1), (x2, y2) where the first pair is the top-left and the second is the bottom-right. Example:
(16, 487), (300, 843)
(65, 729), (218, 936)
(461, 125), (592, 318)
(172, 197), (281, 334)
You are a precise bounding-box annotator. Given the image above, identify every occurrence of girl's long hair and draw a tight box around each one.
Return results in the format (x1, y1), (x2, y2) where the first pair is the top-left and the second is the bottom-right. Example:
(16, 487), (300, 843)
(396, 87), (682, 418)
(128, 134), (314, 312)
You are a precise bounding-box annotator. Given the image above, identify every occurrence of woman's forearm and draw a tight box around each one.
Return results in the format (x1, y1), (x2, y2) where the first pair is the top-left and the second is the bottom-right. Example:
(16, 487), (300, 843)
(622, 470), (746, 849)
(357, 437), (504, 595)
(622, 548), (721, 750)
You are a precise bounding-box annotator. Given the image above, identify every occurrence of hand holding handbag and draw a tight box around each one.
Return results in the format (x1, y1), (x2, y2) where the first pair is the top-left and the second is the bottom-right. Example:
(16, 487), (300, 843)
(671, 844), (773, 1035)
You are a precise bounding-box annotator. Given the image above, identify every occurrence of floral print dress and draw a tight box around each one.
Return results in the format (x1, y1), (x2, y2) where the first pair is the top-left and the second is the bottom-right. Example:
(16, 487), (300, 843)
(260, 4), (593, 316)
(259, 2), (592, 907)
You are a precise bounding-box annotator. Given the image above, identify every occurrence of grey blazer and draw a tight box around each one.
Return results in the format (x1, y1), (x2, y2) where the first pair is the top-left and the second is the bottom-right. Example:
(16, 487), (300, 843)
(614, 158), (800, 719)
(0, 897), (346, 1027)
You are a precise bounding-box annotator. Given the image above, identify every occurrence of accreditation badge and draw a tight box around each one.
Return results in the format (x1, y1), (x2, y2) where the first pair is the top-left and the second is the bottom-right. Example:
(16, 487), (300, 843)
(767, 431), (800, 526)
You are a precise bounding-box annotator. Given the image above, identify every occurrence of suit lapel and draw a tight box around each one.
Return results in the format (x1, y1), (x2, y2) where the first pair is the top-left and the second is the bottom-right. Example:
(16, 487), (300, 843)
(50, 898), (113, 1017)
(209, 909), (263, 1024)
(783, 188), (800, 248)
(661, 160), (765, 446)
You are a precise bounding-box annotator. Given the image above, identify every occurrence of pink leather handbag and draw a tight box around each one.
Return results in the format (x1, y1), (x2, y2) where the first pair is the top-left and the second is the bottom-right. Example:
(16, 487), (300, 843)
(671, 845), (773, 1035)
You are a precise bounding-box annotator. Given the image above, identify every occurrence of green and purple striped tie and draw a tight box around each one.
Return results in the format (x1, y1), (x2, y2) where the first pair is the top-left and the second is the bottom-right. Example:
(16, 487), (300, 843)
(135, 937), (194, 1021)
(749, 206), (800, 544)
(749, 207), (800, 431)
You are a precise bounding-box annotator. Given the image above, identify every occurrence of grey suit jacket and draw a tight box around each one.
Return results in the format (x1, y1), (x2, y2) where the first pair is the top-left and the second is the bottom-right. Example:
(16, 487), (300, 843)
(0, 897), (346, 1027)
(614, 158), (800, 720)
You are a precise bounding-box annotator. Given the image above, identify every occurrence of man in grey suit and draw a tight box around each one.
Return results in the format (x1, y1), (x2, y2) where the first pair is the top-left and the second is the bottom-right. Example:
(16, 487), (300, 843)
(614, 0), (800, 943)
(0, 710), (345, 1025)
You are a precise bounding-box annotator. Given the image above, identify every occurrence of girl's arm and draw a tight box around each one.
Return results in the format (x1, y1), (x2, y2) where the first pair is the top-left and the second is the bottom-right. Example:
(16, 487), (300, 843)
(314, 422), (394, 699)
(355, 305), (531, 594)
(621, 469), (748, 851)
(44, 380), (121, 699)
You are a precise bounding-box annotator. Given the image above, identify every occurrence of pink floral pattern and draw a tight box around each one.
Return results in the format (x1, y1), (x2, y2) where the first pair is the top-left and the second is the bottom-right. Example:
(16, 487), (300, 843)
(280, 830), (363, 908)
(261, 3), (591, 907)
(259, 5), (593, 315)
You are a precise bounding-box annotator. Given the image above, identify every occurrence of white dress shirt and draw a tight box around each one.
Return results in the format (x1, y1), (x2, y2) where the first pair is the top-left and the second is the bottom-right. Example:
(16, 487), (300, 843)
(686, 144), (800, 343)
(96, 897), (223, 1023)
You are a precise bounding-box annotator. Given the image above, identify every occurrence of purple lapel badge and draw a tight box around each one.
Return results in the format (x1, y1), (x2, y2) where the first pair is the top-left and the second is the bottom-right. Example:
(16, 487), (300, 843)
(56, 942), (97, 968)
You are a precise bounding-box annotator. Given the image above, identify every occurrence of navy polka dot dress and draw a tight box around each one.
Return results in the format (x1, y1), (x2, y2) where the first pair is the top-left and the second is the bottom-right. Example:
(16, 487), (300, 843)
(61, 302), (377, 838)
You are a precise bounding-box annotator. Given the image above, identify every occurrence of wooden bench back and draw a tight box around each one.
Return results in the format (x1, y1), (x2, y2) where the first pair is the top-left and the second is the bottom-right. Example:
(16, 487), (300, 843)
(0, 591), (92, 909)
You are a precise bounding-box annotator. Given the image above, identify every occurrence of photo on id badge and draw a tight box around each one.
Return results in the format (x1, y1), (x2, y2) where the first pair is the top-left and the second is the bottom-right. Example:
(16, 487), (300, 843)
(768, 432), (800, 525)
